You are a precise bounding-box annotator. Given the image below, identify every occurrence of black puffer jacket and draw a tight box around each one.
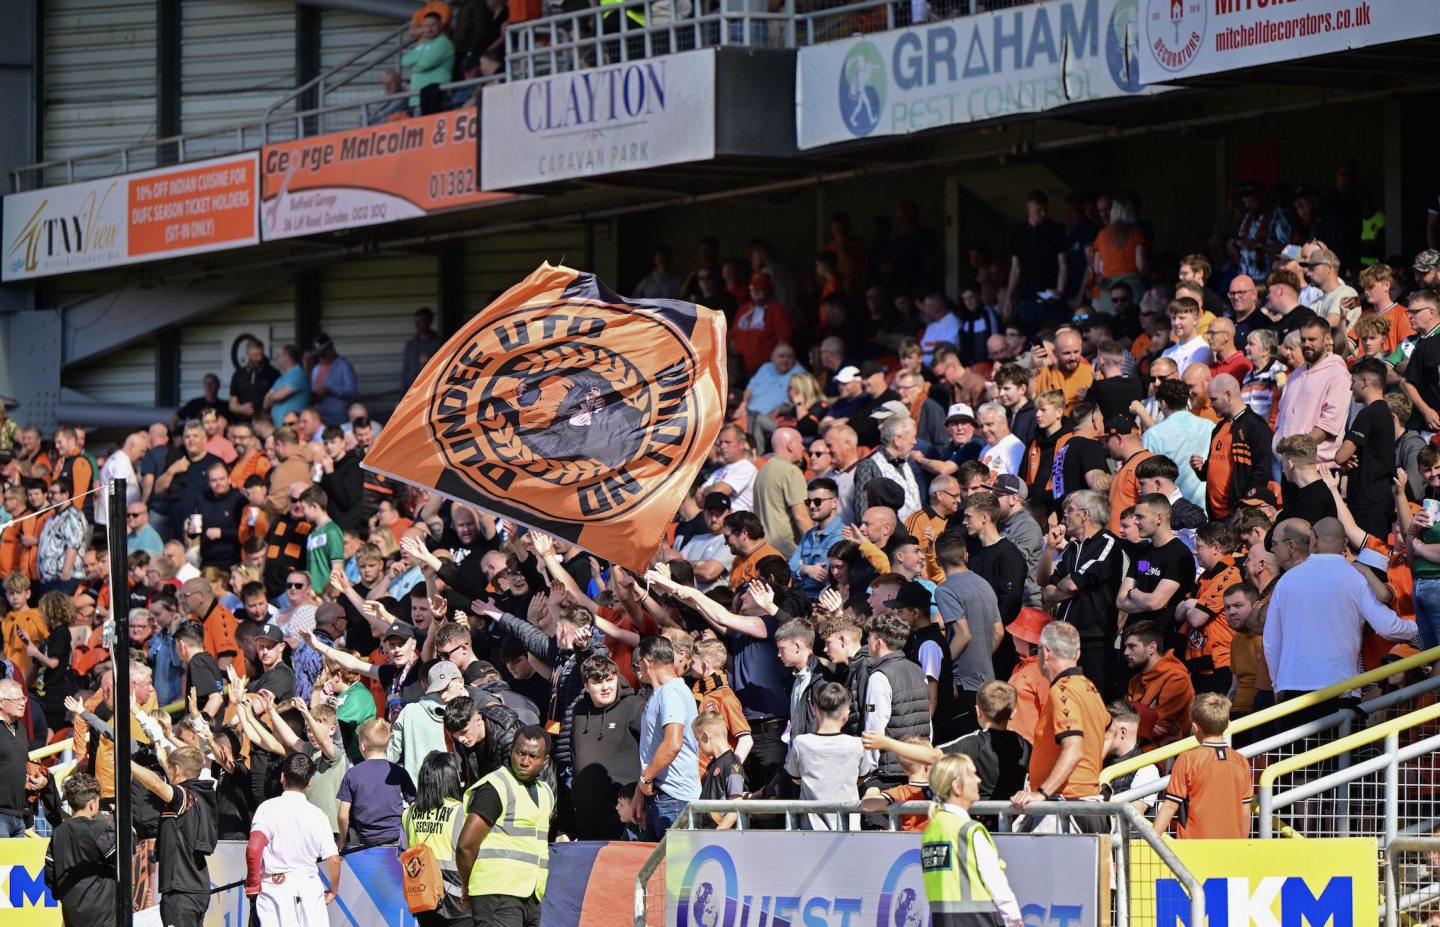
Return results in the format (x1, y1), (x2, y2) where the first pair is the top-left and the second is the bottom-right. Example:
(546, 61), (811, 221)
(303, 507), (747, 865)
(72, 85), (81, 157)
(870, 650), (931, 780)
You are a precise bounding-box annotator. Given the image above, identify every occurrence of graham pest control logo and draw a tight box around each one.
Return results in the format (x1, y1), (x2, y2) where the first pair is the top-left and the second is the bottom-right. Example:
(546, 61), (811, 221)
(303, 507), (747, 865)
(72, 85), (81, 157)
(839, 41), (886, 137)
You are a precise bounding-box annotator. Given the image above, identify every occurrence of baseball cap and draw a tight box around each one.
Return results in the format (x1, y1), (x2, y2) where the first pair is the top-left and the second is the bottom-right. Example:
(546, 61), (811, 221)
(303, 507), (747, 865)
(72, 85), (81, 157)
(1005, 606), (1052, 645)
(1240, 486), (1278, 508)
(1414, 249), (1440, 272)
(833, 365), (861, 384)
(426, 661), (463, 694)
(884, 580), (933, 611)
(986, 473), (1029, 501)
(870, 400), (911, 421)
(748, 271), (774, 290)
(702, 491), (732, 512)
(254, 622), (288, 644)
(945, 403), (976, 424)
(383, 621), (419, 643)
(859, 360), (889, 379)
(313, 331), (334, 352)
(1278, 244), (1304, 262)
(1299, 247), (1340, 268)
(1103, 412), (1138, 437)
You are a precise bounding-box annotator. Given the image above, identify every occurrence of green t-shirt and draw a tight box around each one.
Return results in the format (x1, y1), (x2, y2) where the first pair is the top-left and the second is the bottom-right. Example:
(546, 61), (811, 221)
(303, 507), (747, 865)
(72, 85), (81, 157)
(306, 520), (345, 592)
(336, 681), (377, 764)
(1415, 514), (1440, 580)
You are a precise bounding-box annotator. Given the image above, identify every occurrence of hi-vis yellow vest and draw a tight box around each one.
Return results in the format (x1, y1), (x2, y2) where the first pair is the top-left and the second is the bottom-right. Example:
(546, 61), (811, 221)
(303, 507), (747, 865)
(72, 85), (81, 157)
(920, 808), (1003, 926)
(464, 766), (555, 900)
(600, 0), (646, 27)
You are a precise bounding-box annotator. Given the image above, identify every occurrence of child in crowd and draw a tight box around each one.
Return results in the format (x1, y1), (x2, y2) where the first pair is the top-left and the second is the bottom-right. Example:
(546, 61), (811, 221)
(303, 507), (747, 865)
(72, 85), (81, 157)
(615, 783), (644, 841)
(784, 681), (873, 831)
(689, 638), (752, 772)
(1100, 701), (1161, 816)
(1154, 694), (1253, 839)
(1176, 521), (1242, 694)
(860, 735), (933, 831)
(694, 711), (747, 829)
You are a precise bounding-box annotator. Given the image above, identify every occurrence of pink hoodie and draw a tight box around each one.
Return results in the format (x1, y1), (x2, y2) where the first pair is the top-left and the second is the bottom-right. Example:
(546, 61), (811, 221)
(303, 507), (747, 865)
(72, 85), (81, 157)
(1272, 352), (1351, 465)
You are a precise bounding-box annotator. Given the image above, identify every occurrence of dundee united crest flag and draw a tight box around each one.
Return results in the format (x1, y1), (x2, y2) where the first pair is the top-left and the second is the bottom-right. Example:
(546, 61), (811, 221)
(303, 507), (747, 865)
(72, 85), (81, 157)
(363, 263), (728, 571)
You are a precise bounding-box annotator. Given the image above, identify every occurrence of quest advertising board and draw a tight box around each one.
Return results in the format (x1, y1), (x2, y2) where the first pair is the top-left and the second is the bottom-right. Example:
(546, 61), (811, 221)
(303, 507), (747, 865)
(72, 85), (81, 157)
(481, 49), (716, 190)
(667, 830), (1106, 927)
(796, 0), (1154, 150)
(2, 153), (258, 282)
(1138, 0), (1440, 84)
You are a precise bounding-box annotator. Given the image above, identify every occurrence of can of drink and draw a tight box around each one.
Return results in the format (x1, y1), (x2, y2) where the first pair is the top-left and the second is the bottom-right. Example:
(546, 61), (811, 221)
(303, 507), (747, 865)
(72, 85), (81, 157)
(187, 513), (202, 535)
(1425, 499), (1440, 522)
(312, 461), (324, 483)
(247, 507), (258, 527)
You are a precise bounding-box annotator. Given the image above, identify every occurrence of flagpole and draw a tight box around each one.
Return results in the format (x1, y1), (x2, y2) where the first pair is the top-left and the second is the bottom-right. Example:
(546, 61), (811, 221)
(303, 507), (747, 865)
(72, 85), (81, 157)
(105, 477), (133, 924)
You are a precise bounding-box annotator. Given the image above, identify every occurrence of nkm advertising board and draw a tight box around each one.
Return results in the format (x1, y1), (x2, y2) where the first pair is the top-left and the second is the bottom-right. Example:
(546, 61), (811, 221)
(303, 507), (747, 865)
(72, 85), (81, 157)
(481, 49), (717, 190)
(260, 110), (512, 241)
(667, 830), (1107, 927)
(1139, 0), (1440, 83)
(1128, 837), (1375, 926)
(796, 0), (1153, 150)
(2, 153), (258, 282)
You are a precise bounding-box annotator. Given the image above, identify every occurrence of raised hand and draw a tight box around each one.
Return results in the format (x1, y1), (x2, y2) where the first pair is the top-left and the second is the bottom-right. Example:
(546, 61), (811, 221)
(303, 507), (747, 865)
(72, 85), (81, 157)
(64, 695), (85, 717)
(817, 587), (843, 616)
(748, 580), (775, 612)
(529, 532), (554, 559)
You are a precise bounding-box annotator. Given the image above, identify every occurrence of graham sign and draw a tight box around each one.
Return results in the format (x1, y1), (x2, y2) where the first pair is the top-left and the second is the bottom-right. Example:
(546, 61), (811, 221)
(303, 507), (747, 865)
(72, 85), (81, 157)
(1138, 0), (1440, 83)
(480, 49), (716, 189)
(796, 0), (1154, 150)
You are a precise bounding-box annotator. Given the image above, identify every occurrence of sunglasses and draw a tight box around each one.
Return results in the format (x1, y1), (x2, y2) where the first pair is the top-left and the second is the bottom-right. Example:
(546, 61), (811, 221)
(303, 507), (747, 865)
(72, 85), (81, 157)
(287, 581), (307, 589)
(805, 497), (835, 506)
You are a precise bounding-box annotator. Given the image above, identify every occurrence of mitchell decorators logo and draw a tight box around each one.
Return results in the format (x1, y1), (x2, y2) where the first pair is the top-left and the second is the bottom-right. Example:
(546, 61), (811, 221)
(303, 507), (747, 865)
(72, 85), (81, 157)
(1145, 0), (1205, 72)
(426, 297), (701, 523)
(839, 41), (886, 137)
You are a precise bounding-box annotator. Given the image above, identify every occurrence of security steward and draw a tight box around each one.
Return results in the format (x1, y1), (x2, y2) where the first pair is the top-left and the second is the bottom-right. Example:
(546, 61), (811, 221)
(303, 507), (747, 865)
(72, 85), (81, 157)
(456, 725), (555, 927)
(921, 754), (1022, 927)
(131, 745), (219, 927)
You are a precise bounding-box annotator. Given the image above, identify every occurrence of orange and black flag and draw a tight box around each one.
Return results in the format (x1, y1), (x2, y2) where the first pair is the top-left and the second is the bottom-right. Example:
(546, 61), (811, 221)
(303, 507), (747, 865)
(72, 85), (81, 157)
(363, 263), (728, 571)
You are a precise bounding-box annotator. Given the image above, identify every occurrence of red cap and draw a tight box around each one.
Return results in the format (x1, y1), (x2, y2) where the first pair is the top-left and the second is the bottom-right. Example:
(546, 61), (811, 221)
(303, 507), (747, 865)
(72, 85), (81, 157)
(748, 271), (774, 291)
(1006, 606), (1053, 645)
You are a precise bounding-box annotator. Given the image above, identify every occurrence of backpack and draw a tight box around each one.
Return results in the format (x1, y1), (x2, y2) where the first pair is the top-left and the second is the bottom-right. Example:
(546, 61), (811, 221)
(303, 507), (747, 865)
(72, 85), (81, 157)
(399, 809), (444, 914)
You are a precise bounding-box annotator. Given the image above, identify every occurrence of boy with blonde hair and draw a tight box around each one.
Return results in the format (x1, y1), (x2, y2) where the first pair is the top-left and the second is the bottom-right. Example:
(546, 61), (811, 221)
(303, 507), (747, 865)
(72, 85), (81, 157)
(1154, 694), (1252, 838)
(694, 711), (747, 829)
(2, 572), (47, 678)
(689, 637), (753, 769)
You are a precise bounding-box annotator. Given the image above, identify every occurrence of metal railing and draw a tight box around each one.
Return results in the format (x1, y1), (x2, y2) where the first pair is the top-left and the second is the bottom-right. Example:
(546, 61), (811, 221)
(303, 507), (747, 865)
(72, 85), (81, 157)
(1102, 645), (1440, 787)
(1258, 700), (1440, 842)
(11, 75), (501, 192)
(505, 0), (795, 79)
(14, 0), (1035, 190)
(1108, 673), (1440, 819)
(1385, 836), (1440, 927)
(264, 22), (412, 134)
(632, 798), (1205, 927)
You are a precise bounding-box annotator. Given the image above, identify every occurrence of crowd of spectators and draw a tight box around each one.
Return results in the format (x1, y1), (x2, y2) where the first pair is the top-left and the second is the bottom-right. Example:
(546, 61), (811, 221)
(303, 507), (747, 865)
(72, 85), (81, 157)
(0, 166), (1435, 921)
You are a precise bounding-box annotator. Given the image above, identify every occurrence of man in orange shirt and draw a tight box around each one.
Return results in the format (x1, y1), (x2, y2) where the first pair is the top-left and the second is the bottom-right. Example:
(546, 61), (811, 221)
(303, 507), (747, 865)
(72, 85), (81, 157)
(1175, 522), (1242, 694)
(179, 577), (246, 677)
(0, 482), (41, 582)
(1005, 606), (1052, 745)
(1011, 621), (1107, 810)
(1154, 694), (1252, 839)
(723, 511), (782, 591)
(1103, 413), (1152, 535)
(1032, 329), (1094, 415)
(1122, 621), (1195, 748)
(227, 422), (271, 490)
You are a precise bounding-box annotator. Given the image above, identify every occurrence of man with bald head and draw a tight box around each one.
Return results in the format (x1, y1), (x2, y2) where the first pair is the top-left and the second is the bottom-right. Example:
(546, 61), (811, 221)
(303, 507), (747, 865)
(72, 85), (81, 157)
(1266, 514), (1414, 724)
(906, 475), (959, 583)
(180, 576), (246, 676)
(1205, 317), (1252, 383)
(1227, 274), (1272, 345)
(1182, 362), (1217, 423)
(824, 424), (862, 526)
(753, 427), (812, 558)
(1192, 372), (1273, 520)
(1032, 328), (1093, 415)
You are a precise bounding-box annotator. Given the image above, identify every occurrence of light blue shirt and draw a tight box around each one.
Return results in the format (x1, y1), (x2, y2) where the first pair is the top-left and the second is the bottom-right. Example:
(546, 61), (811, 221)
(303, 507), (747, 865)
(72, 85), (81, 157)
(149, 630), (184, 707)
(747, 362), (807, 415)
(127, 523), (164, 558)
(1141, 410), (1213, 507)
(789, 516), (844, 597)
(312, 357), (359, 424)
(271, 365), (311, 427)
(640, 676), (701, 802)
